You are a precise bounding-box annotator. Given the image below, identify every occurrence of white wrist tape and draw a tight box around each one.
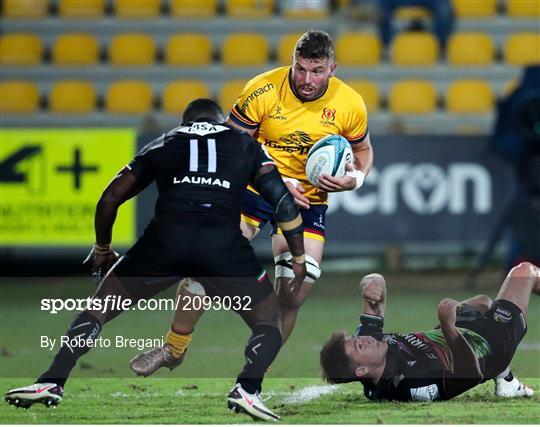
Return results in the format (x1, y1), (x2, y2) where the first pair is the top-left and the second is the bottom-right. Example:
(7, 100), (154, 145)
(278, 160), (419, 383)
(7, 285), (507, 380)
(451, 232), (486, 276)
(346, 169), (365, 190)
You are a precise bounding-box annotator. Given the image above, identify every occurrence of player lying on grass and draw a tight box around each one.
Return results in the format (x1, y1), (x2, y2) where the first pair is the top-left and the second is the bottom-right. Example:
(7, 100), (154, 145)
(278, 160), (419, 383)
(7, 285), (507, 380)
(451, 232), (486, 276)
(5, 99), (306, 421)
(320, 263), (537, 401)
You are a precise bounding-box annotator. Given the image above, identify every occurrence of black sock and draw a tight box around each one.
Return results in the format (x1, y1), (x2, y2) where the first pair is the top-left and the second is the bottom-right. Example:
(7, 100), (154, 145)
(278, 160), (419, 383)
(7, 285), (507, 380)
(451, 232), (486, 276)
(236, 324), (282, 394)
(37, 311), (102, 387)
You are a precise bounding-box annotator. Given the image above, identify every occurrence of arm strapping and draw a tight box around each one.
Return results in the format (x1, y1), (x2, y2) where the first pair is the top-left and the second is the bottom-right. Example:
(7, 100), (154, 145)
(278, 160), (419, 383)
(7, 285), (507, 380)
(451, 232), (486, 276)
(253, 167), (302, 237)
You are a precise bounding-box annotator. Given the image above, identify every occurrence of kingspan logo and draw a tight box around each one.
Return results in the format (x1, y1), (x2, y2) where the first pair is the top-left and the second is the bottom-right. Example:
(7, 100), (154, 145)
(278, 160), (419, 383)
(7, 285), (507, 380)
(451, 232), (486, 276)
(173, 175), (230, 189)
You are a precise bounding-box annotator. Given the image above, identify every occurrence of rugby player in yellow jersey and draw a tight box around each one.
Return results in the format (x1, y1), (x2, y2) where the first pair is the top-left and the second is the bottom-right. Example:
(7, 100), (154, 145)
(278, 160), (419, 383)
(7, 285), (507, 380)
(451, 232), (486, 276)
(129, 30), (373, 379)
(228, 30), (373, 339)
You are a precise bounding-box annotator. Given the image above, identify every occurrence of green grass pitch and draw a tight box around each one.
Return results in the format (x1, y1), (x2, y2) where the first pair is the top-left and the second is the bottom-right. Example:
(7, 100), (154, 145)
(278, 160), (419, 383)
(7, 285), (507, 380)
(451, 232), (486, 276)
(1, 270), (539, 424)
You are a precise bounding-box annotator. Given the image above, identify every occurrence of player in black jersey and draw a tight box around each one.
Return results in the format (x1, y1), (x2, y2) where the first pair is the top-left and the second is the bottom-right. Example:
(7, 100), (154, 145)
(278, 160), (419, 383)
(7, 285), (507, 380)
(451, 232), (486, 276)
(5, 99), (306, 421)
(320, 262), (538, 402)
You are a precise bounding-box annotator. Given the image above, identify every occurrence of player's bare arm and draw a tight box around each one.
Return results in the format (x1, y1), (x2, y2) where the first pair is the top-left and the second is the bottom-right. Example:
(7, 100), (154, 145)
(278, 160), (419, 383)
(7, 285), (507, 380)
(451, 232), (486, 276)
(359, 273), (386, 317)
(438, 298), (483, 398)
(318, 134), (373, 192)
(352, 134), (374, 177)
(92, 168), (142, 276)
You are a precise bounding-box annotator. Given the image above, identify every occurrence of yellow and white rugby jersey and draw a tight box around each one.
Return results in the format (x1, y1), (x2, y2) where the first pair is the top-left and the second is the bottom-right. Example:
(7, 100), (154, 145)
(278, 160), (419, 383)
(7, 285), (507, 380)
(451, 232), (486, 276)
(229, 66), (368, 205)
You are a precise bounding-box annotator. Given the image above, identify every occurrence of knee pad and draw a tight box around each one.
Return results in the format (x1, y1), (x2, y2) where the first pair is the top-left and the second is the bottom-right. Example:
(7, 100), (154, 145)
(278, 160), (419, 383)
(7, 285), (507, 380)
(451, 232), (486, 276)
(274, 252), (321, 284)
(179, 278), (206, 296)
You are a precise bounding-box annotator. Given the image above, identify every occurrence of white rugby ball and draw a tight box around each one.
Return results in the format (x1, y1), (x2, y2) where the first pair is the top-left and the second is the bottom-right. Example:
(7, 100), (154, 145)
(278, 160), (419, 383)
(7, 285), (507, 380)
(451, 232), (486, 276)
(305, 135), (353, 186)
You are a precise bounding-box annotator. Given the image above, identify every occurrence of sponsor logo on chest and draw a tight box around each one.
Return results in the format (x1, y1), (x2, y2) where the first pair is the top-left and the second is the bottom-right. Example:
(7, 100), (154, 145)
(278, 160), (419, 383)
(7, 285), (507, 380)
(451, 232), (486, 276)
(269, 105), (288, 121)
(262, 130), (313, 155)
(173, 175), (230, 189)
(240, 83), (275, 112)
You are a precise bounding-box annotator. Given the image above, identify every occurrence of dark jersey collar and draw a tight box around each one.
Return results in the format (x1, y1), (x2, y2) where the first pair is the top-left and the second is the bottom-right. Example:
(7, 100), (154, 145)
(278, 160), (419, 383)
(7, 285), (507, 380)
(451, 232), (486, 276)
(361, 345), (402, 400)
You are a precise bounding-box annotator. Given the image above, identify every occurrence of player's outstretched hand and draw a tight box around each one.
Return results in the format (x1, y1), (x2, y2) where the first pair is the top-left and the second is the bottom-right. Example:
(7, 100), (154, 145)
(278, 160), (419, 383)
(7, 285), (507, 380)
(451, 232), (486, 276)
(284, 180), (310, 209)
(437, 298), (460, 329)
(318, 164), (358, 192)
(287, 260), (307, 295)
(359, 273), (385, 306)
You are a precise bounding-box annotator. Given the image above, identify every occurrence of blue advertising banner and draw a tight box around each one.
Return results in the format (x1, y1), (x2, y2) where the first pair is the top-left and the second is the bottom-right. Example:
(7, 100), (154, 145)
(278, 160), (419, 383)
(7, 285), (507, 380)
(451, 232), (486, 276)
(324, 136), (512, 250)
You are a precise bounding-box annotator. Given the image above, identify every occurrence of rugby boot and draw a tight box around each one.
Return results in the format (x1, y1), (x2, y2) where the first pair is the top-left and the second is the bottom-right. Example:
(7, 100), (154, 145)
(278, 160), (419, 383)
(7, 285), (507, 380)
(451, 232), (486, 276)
(495, 376), (534, 397)
(5, 383), (63, 408)
(227, 383), (280, 422)
(129, 344), (186, 377)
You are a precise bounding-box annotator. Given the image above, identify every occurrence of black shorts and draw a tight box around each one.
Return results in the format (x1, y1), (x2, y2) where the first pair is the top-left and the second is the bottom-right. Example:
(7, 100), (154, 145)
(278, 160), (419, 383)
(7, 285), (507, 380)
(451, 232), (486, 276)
(114, 215), (273, 307)
(456, 300), (527, 378)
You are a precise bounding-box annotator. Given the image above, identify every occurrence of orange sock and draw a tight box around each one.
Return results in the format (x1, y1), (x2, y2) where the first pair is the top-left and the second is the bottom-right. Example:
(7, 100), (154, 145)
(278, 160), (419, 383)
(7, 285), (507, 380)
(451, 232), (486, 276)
(166, 329), (192, 358)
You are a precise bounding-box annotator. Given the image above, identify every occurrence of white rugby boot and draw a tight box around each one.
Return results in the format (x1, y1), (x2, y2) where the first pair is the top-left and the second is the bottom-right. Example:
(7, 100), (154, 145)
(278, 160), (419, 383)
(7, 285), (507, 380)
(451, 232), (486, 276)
(495, 376), (534, 397)
(227, 383), (280, 421)
(5, 383), (63, 408)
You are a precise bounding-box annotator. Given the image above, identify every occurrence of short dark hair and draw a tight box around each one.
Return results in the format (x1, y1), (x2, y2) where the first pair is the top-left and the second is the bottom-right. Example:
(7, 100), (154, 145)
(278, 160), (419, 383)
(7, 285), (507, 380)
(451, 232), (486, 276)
(182, 98), (225, 124)
(294, 30), (335, 63)
(320, 331), (357, 384)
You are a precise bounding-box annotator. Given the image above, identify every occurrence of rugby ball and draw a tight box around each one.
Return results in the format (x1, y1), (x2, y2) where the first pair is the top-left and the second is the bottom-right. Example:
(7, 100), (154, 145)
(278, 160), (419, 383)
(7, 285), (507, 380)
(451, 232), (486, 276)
(305, 135), (352, 186)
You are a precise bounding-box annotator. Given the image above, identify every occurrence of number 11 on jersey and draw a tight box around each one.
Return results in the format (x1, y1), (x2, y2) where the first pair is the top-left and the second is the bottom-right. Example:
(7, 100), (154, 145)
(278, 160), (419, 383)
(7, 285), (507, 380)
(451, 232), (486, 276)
(190, 139), (217, 173)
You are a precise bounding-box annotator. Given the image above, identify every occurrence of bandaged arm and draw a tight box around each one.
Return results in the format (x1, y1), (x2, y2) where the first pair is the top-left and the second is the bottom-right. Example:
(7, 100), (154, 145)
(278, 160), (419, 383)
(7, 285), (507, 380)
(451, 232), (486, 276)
(252, 165), (304, 259)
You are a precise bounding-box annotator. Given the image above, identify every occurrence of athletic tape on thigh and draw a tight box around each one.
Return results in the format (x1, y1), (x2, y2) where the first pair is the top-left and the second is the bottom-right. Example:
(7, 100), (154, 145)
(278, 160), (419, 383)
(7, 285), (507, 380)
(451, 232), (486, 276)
(180, 278), (206, 296)
(274, 252), (321, 284)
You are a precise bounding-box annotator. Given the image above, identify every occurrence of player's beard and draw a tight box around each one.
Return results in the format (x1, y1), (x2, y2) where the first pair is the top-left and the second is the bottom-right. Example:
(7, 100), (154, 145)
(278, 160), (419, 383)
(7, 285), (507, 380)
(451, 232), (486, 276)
(294, 81), (328, 102)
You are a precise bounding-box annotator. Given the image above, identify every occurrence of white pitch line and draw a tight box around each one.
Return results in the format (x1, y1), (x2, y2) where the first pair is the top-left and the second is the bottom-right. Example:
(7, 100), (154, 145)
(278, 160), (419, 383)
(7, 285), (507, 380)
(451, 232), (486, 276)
(283, 385), (339, 404)
(110, 392), (130, 398)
